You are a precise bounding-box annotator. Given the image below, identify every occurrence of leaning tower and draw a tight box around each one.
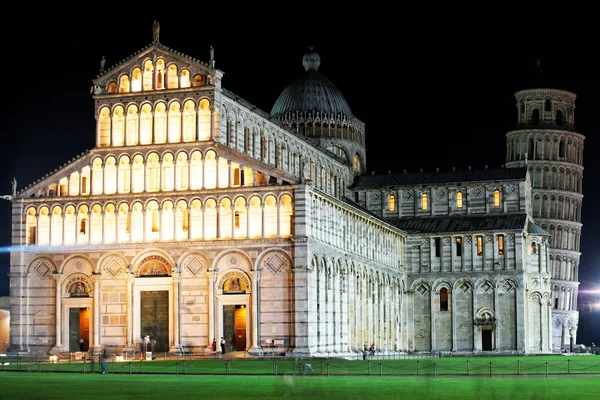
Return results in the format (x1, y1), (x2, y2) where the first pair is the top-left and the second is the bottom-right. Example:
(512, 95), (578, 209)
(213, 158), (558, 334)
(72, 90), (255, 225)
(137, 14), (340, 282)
(505, 88), (584, 351)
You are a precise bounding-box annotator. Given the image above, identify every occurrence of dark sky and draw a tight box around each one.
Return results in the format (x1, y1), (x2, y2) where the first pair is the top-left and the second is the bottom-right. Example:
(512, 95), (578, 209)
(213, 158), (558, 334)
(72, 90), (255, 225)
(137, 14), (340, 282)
(1, 19), (599, 343)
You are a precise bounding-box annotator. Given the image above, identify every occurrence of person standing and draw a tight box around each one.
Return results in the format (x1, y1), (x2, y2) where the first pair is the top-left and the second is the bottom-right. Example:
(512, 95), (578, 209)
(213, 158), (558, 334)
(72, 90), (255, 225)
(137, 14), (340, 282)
(212, 338), (217, 352)
(220, 337), (226, 354)
(101, 347), (108, 374)
(79, 337), (84, 351)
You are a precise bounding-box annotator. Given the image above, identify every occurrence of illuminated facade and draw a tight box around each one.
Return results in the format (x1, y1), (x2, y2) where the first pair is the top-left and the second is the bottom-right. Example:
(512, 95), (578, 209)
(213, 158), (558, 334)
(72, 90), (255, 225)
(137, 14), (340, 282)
(6, 25), (574, 357)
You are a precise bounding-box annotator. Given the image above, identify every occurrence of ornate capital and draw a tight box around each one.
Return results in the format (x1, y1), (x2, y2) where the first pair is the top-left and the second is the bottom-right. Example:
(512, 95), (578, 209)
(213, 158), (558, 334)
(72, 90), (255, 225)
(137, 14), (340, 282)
(172, 272), (181, 283)
(249, 270), (260, 281)
(91, 273), (102, 284)
(51, 273), (64, 283)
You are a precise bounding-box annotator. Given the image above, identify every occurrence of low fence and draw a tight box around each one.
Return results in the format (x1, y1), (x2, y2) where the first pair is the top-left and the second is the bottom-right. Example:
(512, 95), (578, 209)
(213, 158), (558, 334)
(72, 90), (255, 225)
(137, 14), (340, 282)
(1, 355), (600, 377)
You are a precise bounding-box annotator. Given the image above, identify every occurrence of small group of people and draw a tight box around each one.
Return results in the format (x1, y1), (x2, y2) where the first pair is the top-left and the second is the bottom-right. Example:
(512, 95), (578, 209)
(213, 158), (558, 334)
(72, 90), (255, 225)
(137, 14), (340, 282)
(212, 337), (233, 354)
(88, 346), (109, 373)
(362, 343), (376, 359)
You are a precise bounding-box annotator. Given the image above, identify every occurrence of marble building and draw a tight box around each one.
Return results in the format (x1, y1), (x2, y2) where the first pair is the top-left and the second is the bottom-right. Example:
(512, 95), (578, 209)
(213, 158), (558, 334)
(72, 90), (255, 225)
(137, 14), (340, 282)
(5, 24), (583, 357)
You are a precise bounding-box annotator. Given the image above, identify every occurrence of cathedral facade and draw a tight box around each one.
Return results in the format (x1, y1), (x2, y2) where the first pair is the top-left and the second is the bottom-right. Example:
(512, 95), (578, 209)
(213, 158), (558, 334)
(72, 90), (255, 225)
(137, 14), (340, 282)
(6, 27), (583, 357)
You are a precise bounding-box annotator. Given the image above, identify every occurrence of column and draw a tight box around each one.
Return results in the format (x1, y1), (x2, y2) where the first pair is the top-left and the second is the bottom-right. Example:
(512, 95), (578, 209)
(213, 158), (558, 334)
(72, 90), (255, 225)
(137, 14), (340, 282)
(231, 204), (236, 239)
(187, 205), (192, 240)
(88, 164), (94, 196)
(261, 205), (265, 238)
(50, 273), (64, 354)
(24, 273), (30, 353)
(206, 272), (216, 352)
(246, 205), (251, 239)
(169, 270), (182, 354)
(452, 285), (457, 352)
(226, 160), (231, 188)
(215, 156), (220, 188)
(202, 204), (206, 240)
(62, 213), (67, 245)
(276, 199), (281, 238)
(143, 208), (147, 242)
(128, 211), (133, 243)
(494, 287), (500, 350)
(172, 207), (177, 241)
(92, 273), (102, 349)
(101, 211), (106, 244)
(210, 107), (216, 141)
(115, 209), (120, 243)
(248, 270), (261, 355)
(216, 207), (221, 239)
(95, 115), (100, 147)
(123, 271), (135, 353)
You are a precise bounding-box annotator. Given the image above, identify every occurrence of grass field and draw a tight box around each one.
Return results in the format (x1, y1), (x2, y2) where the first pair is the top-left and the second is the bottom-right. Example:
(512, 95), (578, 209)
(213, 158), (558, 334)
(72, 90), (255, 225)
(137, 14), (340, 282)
(1, 354), (600, 398)
(0, 371), (598, 399)
(2, 354), (600, 376)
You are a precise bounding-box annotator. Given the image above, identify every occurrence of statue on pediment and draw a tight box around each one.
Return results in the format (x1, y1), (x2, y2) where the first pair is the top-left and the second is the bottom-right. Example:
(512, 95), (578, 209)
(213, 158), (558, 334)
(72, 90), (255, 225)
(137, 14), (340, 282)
(153, 20), (160, 42)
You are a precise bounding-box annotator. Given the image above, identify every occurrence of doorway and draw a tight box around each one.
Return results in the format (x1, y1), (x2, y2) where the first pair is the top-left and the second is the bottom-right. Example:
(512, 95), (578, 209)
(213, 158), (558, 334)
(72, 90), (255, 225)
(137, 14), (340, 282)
(223, 304), (247, 351)
(68, 308), (90, 351)
(140, 291), (169, 352)
(482, 329), (493, 351)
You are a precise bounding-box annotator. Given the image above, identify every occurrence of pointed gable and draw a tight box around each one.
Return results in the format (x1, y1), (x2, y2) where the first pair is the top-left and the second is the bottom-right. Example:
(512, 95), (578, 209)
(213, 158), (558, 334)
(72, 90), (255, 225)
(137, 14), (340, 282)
(91, 42), (223, 95)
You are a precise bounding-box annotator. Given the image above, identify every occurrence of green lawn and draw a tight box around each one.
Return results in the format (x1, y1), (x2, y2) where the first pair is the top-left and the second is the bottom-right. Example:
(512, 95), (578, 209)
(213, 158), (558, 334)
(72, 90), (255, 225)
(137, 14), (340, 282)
(0, 372), (598, 399)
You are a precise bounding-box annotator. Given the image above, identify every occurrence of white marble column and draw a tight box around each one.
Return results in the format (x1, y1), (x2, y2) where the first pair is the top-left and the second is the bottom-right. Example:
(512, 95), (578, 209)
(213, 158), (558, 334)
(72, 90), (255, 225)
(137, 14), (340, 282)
(276, 200), (281, 238)
(123, 271), (135, 353)
(92, 273), (101, 349)
(206, 271), (216, 352)
(24, 272), (30, 353)
(169, 270), (182, 354)
(248, 270), (261, 355)
(50, 273), (64, 354)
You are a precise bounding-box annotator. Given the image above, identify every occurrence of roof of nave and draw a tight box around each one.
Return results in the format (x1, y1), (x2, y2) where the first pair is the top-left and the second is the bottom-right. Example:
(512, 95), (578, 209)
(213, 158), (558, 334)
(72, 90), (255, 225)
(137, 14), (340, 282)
(351, 166), (528, 189)
(385, 213), (548, 235)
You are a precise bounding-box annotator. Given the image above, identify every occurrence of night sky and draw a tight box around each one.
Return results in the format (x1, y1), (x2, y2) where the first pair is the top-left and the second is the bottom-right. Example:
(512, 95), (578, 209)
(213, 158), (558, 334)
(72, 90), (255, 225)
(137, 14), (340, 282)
(1, 19), (598, 344)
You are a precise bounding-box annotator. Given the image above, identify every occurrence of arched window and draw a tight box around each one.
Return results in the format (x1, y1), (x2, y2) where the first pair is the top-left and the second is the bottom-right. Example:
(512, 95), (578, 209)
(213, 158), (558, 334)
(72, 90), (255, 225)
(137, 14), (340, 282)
(440, 288), (448, 311)
(532, 109), (540, 125)
(421, 193), (428, 210)
(456, 191), (463, 208)
(556, 110), (563, 126)
(388, 194), (396, 212)
(545, 99), (551, 111)
(79, 218), (87, 235)
(494, 189), (501, 206)
(353, 154), (360, 171)
(531, 241), (537, 254)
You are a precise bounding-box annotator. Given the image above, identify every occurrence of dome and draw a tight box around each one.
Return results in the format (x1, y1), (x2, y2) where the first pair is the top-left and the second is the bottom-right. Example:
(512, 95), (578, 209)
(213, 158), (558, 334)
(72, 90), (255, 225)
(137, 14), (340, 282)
(270, 48), (353, 118)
